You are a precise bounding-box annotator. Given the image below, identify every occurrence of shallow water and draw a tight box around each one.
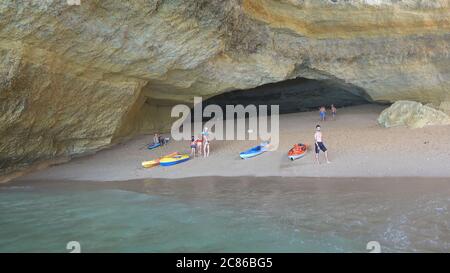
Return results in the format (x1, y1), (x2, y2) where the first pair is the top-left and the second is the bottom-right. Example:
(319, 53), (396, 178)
(1, 177), (450, 252)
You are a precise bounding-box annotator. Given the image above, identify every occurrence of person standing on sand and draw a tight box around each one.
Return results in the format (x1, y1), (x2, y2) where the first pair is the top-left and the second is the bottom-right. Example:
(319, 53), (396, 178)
(202, 127), (210, 157)
(196, 134), (203, 156)
(319, 106), (326, 121)
(331, 104), (337, 120)
(314, 125), (331, 164)
(190, 136), (197, 157)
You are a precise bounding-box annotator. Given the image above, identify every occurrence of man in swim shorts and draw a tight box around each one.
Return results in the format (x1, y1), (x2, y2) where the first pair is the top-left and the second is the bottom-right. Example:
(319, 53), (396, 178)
(319, 106), (326, 121)
(314, 125), (331, 164)
(331, 104), (337, 120)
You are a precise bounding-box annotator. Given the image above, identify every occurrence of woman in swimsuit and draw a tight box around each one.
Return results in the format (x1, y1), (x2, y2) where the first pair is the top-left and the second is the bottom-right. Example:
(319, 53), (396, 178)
(202, 127), (210, 157)
(196, 134), (203, 156)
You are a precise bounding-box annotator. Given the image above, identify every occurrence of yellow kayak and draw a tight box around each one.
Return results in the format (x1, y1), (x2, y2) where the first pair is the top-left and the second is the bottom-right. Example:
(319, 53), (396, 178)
(159, 154), (190, 166)
(141, 160), (159, 168)
(141, 152), (178, 168)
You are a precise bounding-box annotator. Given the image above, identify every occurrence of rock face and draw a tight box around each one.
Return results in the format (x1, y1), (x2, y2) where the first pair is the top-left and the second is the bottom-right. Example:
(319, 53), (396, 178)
(378, 101), (450, 128)
(1, 0), (450, 175)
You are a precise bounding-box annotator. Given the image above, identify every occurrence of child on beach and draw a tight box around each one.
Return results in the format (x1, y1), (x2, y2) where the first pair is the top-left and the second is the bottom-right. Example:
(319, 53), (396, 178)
(202, 127), (210, 157)
(331, 104), (337, 120)
(190, 136), (197, 157)
(319, 106), (326, 121)
(314, 125), (331, 164)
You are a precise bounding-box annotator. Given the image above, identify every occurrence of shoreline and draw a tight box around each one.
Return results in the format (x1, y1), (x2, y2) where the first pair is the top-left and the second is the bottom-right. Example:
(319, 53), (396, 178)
(6, 174), (450, 184)
(4, 176), (450, 193)
(9, 104), (450, 183)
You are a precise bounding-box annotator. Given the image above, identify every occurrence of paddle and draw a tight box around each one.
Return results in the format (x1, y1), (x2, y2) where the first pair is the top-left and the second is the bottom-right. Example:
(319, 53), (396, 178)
(139, 142), (152, 150)
(139, 144), (149, 150)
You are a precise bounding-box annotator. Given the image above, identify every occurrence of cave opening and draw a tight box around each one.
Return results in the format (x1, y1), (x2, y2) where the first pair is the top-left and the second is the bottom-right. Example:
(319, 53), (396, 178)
(201, 77), (372, 119)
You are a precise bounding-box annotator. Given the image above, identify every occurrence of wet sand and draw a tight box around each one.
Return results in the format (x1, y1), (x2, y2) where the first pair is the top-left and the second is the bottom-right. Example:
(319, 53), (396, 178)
(12, 104), (450, 182)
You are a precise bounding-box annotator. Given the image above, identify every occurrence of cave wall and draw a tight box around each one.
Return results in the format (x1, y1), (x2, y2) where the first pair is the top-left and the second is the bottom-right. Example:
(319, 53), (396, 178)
(0, 42), (145, 173)
(1, 0), (450, 175)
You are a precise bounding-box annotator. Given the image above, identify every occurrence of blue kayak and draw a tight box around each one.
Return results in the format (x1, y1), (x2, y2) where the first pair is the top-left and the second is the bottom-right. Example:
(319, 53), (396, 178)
(240, 145), (266, 159)
(147, 142), (161, 150)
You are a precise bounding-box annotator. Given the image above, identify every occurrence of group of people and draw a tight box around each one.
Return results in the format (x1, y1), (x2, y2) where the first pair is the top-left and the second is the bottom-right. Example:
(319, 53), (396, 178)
(153, 133), (168, 146)
(190, 127), (210, 158)
(151, 105), (335, 165)
(319, 104), (337, 121)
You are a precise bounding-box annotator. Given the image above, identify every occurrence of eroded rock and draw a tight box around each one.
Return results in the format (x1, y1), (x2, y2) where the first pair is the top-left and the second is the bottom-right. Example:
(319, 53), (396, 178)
(378, 101), (450, 128)
(1, 0), (450, 175)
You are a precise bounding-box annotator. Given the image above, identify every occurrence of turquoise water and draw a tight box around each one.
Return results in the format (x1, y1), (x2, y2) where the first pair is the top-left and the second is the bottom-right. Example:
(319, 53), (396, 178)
(1, 177), (450, 252)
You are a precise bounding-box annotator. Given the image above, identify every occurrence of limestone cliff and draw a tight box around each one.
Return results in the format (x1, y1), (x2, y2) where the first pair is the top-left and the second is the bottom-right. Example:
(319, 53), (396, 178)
(1, 0), (450, 176)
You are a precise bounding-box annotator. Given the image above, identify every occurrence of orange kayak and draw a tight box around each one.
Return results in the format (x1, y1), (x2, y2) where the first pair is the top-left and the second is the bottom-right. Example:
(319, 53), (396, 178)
(142, 152), (179, 168)
(288, 143), (307, 161)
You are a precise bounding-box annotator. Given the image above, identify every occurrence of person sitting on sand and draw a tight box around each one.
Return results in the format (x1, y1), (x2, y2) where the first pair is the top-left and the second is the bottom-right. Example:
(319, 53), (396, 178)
(331, 104), (337, 120)
(153, 133), (160, 144)
(196, 134), (203, 156)
(161, 135), (169, 145)
(202, 127), (210, 157)
(190, 136), (197, 157)
(314, 125), (331, 164)
(319, 106), (326, 121)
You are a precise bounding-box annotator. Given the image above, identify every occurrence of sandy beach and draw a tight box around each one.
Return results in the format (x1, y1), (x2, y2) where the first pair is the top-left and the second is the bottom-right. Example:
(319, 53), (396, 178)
(12, 104), (450, 182)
